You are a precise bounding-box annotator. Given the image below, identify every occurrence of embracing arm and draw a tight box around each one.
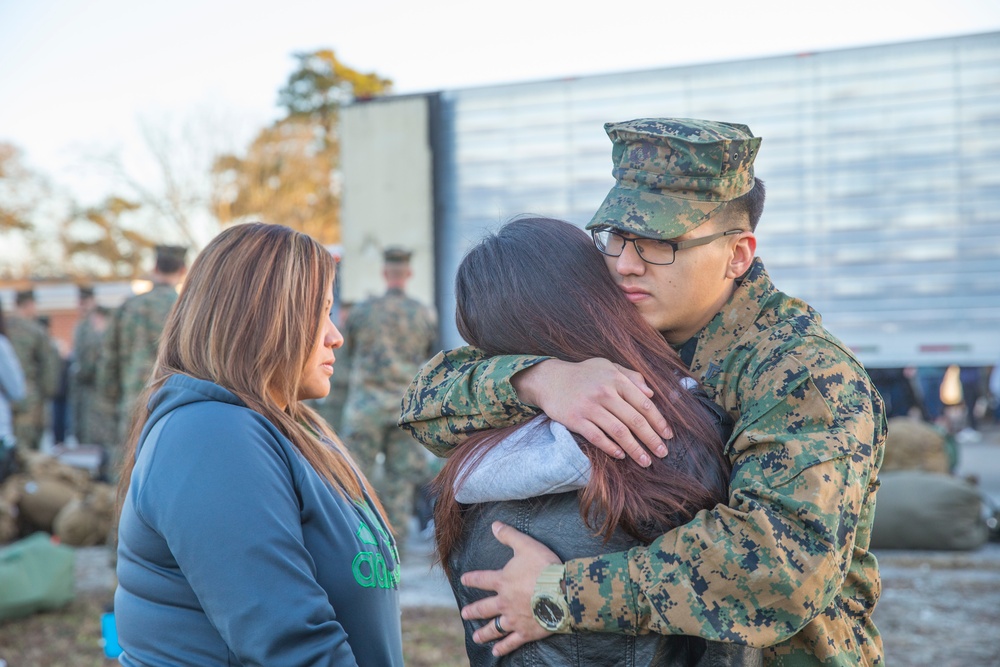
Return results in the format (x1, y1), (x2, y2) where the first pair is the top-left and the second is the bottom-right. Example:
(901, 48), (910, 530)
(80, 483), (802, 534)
(398, 346), (549, 457)
(399, 346), (670, 464)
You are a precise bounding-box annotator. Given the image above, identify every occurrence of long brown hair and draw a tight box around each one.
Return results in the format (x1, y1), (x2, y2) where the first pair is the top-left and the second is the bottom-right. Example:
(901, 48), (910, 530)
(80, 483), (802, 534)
(117, 223), (385, 519)
(434, 217), (730, 571)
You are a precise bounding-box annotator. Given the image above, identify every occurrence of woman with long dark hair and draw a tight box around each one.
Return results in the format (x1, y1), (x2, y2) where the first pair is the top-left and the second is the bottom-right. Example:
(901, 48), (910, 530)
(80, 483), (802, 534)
(435, 217), (760, 666)
(114, 223), (403, 666)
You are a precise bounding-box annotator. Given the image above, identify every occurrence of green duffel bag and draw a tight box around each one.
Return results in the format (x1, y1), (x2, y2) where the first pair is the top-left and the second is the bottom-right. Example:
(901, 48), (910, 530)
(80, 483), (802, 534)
(0, 532), (75, 620)
(871, 470), (990, 550)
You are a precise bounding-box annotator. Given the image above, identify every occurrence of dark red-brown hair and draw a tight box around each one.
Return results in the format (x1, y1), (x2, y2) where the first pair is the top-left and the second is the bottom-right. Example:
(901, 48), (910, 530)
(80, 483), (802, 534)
(434, 217), (730, 573)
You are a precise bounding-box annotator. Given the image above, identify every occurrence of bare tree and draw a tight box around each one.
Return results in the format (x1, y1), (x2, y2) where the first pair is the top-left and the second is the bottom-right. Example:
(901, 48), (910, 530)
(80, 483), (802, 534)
(60, 196), (156, 279)
(84, 104), (251, 249)
(0, 142), (70, 279)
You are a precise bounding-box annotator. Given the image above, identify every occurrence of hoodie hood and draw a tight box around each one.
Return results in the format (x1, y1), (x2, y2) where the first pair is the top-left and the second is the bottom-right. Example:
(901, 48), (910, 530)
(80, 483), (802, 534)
(139, 374), (245, 449)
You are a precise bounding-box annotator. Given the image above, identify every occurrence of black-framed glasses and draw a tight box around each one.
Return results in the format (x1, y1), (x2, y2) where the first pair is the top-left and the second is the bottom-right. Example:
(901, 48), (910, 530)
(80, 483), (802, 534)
(591, 228), (743, 266)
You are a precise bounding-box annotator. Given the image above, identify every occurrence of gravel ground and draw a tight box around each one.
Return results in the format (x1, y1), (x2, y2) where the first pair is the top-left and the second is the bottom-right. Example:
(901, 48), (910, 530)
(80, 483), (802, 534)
(874, 545), (1000, 666)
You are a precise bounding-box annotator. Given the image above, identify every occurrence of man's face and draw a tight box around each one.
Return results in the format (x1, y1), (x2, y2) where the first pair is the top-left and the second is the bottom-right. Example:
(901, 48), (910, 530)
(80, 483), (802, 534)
(601, 220), (747, 345)
(17, 300), (36, 318)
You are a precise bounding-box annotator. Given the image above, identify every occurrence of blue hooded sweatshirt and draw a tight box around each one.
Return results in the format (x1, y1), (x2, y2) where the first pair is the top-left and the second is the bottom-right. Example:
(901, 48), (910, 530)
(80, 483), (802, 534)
(115, 374), (403, 666)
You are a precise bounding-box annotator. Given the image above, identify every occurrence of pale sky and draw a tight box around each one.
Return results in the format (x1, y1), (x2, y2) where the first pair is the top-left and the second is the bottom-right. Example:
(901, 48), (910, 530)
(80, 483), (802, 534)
(1, 0), (999, 207)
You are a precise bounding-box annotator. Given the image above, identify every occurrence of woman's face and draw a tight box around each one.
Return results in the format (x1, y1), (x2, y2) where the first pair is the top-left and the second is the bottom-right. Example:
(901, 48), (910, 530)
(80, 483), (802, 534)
(298, 283), (344, 402)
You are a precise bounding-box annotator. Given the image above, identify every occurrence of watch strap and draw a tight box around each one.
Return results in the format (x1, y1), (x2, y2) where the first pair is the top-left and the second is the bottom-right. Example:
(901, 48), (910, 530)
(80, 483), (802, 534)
(536, 564), (566, 591)
(531, 564), (572, 633)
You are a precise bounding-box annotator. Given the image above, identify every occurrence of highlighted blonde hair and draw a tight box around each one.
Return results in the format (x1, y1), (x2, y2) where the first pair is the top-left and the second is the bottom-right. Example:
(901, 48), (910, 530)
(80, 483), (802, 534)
(118, 223), (383, 518)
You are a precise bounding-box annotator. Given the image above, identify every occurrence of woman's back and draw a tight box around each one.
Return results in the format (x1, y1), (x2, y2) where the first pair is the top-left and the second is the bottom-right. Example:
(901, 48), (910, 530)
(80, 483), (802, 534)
(452, 492), (707, 666)
(447, 407), (759, 666)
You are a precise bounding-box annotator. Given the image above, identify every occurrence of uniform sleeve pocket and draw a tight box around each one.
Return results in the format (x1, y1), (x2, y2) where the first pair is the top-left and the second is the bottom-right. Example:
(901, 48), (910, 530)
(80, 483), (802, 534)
(732, 356), (852, 490)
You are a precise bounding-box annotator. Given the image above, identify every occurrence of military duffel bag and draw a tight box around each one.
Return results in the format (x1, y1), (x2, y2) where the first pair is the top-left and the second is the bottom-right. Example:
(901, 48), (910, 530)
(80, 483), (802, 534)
(871, 470), (989, 550)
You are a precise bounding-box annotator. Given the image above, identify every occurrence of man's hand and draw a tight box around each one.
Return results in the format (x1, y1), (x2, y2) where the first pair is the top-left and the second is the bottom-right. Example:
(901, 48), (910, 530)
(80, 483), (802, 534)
(513, 358), (671, 466)
(460, 522), (561, 656)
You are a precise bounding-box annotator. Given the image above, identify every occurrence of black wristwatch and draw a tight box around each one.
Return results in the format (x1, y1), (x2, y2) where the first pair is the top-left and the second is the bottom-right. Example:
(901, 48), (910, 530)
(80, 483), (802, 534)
(531, 564), (572, 634)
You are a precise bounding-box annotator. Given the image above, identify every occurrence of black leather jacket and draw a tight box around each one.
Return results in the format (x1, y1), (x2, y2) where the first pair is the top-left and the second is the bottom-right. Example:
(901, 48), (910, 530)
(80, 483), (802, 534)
(448, 492), (762, 666)
(449, 388), (763, 667)
(446, 392), (761, 666)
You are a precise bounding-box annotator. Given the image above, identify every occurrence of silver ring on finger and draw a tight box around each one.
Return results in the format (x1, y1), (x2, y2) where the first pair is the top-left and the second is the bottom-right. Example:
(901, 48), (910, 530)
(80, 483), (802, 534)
(494, 616), (508, 635)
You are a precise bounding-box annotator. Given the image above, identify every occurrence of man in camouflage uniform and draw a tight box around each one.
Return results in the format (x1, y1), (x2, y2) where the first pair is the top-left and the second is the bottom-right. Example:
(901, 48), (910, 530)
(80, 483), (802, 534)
(69, 286), (113, 448)
(400, 119), (886, 665)
(97, 245), (187, 478)
(7, 290), (61, 451)
(342, 248), (437, 552)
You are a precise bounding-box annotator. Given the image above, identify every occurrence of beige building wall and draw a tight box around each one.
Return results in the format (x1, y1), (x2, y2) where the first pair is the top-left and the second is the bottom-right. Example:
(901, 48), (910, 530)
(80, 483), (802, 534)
(340, 97), (435, 307)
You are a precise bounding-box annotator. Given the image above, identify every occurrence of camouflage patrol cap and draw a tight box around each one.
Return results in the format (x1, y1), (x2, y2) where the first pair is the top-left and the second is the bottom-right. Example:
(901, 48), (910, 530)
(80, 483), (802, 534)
(154, 245), (187, 263)
(154, 245), (188, 274)
(383, 246), (412, 264)
(586, 118), (762, 240)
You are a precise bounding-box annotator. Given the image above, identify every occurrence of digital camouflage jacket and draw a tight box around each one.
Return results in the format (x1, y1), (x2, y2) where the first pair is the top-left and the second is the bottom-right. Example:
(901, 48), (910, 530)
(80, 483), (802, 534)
(399, 259), (886, 666)
(343, 287), (438, 427)
(6, 314), (61, 449)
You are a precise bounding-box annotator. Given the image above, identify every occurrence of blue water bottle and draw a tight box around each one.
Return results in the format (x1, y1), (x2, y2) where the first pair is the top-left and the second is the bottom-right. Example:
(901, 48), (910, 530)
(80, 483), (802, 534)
(101, 611), (122, 659)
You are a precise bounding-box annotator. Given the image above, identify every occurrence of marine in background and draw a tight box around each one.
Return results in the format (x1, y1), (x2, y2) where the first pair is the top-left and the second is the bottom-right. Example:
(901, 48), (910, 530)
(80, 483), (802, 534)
(6, 289), (60, 452)
(70, 286), (114, 450)
(97, 245), (187, 478)
(341, 247), (437, 552)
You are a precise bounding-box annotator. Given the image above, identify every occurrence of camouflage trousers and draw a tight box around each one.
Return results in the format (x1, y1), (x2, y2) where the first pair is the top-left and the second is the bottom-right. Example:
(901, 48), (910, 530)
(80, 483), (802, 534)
(72, 386), (114, 449)
(342, 417), (430, 553)
(13, 410), (45, 452)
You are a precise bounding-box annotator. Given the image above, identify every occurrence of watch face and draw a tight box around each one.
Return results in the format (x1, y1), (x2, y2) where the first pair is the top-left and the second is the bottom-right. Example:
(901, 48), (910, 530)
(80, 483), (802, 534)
(534, 597), (565, 629)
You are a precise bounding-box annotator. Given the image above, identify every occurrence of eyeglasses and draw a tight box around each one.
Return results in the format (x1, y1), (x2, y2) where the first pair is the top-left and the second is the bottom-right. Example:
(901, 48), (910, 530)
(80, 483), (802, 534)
(591, 228), (743, 266)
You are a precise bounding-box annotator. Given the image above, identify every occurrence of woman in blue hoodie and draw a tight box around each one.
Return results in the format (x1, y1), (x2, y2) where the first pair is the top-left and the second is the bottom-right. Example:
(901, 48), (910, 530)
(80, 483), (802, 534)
(114, 223), (403, 666)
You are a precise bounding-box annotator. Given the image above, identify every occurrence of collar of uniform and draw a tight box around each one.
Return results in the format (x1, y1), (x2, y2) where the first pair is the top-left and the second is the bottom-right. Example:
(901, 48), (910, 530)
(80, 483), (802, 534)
(673, 336), (699, 368)
(687, 258), (772, 384)
(385, 287), (405, 296)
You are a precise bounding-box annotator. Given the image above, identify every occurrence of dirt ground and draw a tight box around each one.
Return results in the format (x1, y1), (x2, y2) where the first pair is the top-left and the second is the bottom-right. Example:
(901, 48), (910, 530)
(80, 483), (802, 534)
(872, 427), (1000, 666)
(874, 545), (1000, 666)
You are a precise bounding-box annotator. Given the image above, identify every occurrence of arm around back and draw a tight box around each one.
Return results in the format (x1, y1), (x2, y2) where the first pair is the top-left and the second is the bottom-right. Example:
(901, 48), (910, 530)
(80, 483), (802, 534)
(399, 346), (546, 456)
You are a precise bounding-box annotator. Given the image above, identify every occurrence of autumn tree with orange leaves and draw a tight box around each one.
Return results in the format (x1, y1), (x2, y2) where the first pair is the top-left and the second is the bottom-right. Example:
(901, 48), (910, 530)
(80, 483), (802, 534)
(213, 49), (392, 244)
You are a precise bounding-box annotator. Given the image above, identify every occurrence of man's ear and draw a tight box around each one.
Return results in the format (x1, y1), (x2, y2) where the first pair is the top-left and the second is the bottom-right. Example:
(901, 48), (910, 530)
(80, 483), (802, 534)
(726, 232), (756, 279)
